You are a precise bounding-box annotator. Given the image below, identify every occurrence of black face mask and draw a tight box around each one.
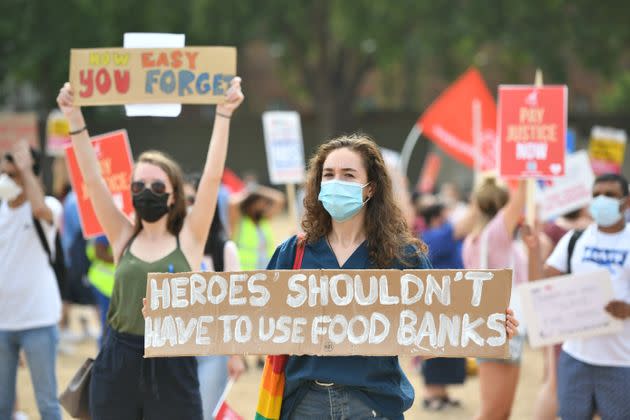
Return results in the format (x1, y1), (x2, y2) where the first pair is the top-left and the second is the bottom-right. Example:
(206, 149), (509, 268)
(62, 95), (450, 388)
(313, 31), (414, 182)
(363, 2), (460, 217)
(132, 189), (170, 223)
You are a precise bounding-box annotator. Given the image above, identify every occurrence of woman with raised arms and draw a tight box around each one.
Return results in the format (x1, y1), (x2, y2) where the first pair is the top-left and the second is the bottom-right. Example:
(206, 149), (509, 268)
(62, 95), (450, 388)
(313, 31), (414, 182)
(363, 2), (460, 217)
(56, 77), (243, 420)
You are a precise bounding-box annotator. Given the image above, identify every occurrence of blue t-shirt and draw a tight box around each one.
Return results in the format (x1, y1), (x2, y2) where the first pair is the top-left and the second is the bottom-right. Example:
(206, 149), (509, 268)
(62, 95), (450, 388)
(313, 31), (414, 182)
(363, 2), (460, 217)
(267, 235), (431, 420)
(422, 222), (464, 269)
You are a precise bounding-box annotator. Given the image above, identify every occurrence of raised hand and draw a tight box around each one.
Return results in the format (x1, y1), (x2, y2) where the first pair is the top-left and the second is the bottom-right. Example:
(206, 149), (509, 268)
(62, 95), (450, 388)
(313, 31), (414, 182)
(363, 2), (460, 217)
(216, 76), (244, 117)
(506, 308), (520, 339)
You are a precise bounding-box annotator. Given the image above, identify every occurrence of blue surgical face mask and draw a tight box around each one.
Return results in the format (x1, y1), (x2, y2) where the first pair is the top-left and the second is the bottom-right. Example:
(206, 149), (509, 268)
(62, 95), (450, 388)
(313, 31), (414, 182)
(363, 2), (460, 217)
(318, 180), (369, 222)
(589, 195), (624, 227)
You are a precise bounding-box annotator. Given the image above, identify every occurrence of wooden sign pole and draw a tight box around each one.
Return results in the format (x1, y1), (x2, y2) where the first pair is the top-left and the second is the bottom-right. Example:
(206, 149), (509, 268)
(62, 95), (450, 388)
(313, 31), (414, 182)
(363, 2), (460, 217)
(525, 69), (544, 228)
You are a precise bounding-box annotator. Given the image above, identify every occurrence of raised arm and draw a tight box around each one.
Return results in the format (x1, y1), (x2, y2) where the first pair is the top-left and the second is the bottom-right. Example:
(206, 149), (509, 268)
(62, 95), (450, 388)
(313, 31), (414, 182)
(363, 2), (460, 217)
(10, 141), (52, 223)
(57, 83), (133, 257)
(182, 77), (244, 249)
(503, 179), (527, 236)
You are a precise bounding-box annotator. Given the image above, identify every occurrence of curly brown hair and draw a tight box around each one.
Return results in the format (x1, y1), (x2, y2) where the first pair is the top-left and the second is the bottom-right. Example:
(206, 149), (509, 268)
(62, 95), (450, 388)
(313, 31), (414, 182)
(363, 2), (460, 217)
(301, 133), (427, 268)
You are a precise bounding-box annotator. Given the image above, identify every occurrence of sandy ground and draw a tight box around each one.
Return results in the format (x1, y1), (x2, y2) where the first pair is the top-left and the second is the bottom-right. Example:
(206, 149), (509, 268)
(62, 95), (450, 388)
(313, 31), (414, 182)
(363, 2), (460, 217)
(16, 216), (545, 419)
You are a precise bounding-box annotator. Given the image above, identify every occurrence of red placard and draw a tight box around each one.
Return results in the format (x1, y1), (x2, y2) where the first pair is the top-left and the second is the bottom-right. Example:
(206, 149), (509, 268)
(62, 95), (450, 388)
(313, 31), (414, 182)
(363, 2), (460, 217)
(65, 130), (134, 238)
(498, 85), (567, 178)
(416, 152), (442, 193)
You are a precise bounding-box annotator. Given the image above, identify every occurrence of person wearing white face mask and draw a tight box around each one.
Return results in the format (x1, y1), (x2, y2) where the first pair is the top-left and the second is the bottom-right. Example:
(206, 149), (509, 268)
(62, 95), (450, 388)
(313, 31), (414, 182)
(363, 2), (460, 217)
(259, 134), (520, 420)
(525, 173), (630, 420)
(0, 141), (63, 420)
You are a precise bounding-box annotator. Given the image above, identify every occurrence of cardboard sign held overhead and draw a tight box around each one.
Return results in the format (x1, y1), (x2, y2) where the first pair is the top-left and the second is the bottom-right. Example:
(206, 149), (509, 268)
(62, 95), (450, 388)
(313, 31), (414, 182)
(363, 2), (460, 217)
(588, 126), (627, 176)
(69, 47), (236, 106)
(144, 268), (512, 359)
(0, 113), (39, 153)
(536, 151), (595, 221)
(262, 111), (306, 185)
(498, 85), (568, 178)
(65, 130), (134, 238)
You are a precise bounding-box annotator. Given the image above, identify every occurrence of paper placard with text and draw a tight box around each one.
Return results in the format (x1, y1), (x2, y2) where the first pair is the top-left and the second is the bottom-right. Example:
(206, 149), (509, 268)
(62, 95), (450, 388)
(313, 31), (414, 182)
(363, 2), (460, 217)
(518, 269), (623, 348)
(69, 47), (236, 106)
(262, 111), (306, 185)
(0, 113), (39, 153)
(65, 130), (134, 238)
(498, 85), (567, 178)
(588, 126), (627, 175)
(536, 150), (595, 221)
(144, 269), (512, 359)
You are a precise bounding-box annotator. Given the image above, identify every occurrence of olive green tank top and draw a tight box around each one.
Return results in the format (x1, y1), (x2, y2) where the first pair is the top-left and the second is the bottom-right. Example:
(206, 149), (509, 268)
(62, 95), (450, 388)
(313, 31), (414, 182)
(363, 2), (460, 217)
(107, 235), (191, 336)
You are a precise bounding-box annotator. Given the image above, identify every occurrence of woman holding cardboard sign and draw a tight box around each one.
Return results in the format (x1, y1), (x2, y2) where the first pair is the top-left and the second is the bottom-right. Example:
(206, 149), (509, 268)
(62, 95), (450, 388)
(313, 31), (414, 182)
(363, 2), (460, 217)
(56, 78), (243, 420)
(257, 134), (520, 420)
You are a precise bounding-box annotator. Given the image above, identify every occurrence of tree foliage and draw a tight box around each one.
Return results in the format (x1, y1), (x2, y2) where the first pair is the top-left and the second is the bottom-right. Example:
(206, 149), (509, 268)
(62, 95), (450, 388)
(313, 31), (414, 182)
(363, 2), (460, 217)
(2, 0), (630, 130)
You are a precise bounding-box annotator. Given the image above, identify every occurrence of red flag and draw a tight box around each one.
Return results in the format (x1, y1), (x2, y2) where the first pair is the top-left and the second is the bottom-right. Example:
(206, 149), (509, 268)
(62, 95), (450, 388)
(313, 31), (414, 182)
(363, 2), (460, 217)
(222, 168), (245, 193)
(214, 401), (244, 420)
(418, 68), (497, 169)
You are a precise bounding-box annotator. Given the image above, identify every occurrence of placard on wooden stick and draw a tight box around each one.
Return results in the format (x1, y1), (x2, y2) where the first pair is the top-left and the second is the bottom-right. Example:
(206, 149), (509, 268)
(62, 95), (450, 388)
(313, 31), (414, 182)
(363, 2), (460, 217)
(69, 47), (236, 106)
(144, 269), (512, 359)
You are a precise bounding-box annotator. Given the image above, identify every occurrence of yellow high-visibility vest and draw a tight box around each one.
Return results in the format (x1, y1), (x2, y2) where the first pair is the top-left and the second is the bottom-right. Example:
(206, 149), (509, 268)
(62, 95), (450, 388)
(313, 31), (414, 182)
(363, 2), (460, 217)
(235, 217), (275, 270)
(86, 242), (115, 298)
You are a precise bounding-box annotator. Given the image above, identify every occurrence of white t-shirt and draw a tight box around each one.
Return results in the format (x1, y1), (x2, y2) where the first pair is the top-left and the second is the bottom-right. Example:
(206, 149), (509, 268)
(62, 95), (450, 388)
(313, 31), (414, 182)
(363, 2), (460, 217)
(0, 197), (63, 330)
(546, 223), (630, 367)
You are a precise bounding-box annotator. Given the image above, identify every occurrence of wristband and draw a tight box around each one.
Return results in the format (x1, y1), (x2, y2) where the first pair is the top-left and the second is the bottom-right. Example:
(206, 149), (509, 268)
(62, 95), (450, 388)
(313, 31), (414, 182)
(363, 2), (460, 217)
(216, 112), (231, 119)
(69, 126), (87, 135)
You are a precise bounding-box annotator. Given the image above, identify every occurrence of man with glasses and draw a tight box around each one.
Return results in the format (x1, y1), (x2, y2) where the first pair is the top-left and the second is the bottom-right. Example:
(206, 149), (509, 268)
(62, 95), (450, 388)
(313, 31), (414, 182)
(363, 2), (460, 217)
(0, 140), (63, 420)
(538, 173), (630, 419)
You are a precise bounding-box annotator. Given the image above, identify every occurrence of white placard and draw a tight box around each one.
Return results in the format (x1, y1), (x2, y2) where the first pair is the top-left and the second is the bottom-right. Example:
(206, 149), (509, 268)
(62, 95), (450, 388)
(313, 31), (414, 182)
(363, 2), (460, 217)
(380, 147), (402, 171)
(536, 150), (595, 221)
(123, 33), (185, 117)
(262, 111), (306, 185)
(518, 269), (623, 348)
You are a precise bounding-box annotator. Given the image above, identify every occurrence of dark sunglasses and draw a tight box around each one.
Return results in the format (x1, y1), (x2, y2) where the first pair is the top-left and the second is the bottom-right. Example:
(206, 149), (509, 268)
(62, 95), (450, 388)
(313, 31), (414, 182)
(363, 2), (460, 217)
(131, 180), (168, 196)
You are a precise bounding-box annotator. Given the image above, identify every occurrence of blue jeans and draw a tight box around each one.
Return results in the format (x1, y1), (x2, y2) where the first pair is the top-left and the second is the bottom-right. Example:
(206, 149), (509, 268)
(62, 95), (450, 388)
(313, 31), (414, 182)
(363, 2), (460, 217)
(290, 382), (389, 420)
(0, 325), (61, 420)
(197, 356), (228, 420)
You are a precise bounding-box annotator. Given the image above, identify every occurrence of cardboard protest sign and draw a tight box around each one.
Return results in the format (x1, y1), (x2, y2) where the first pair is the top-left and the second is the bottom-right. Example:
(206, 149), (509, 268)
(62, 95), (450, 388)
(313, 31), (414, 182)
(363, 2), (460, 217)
(262, 111), (306, 185)
(0, 112), (39, 153)
(536, 151), (595, 221)
(46, 110), (71, 156)
(65, 130), (134, 238)
(498, 85), (567, 178)
(518, 269), (623, 348)
(588, 126), (627, 175)
(69, 47), (236, 106)
(418, 68), (497, 169)
(144, 269), (512, 359)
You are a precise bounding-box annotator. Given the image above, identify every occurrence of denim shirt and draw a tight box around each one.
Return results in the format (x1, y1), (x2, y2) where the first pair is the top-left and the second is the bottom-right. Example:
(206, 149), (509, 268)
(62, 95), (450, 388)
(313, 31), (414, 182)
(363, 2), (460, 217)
(267, 235), (431, 420)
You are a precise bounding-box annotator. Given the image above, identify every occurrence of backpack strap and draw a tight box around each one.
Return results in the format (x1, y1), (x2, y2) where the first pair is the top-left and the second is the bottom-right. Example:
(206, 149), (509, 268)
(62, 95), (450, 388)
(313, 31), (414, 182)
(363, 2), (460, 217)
(32, 217), (54, 266)
(293, 234), (306, 270)
(567, 229), (584, 274)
